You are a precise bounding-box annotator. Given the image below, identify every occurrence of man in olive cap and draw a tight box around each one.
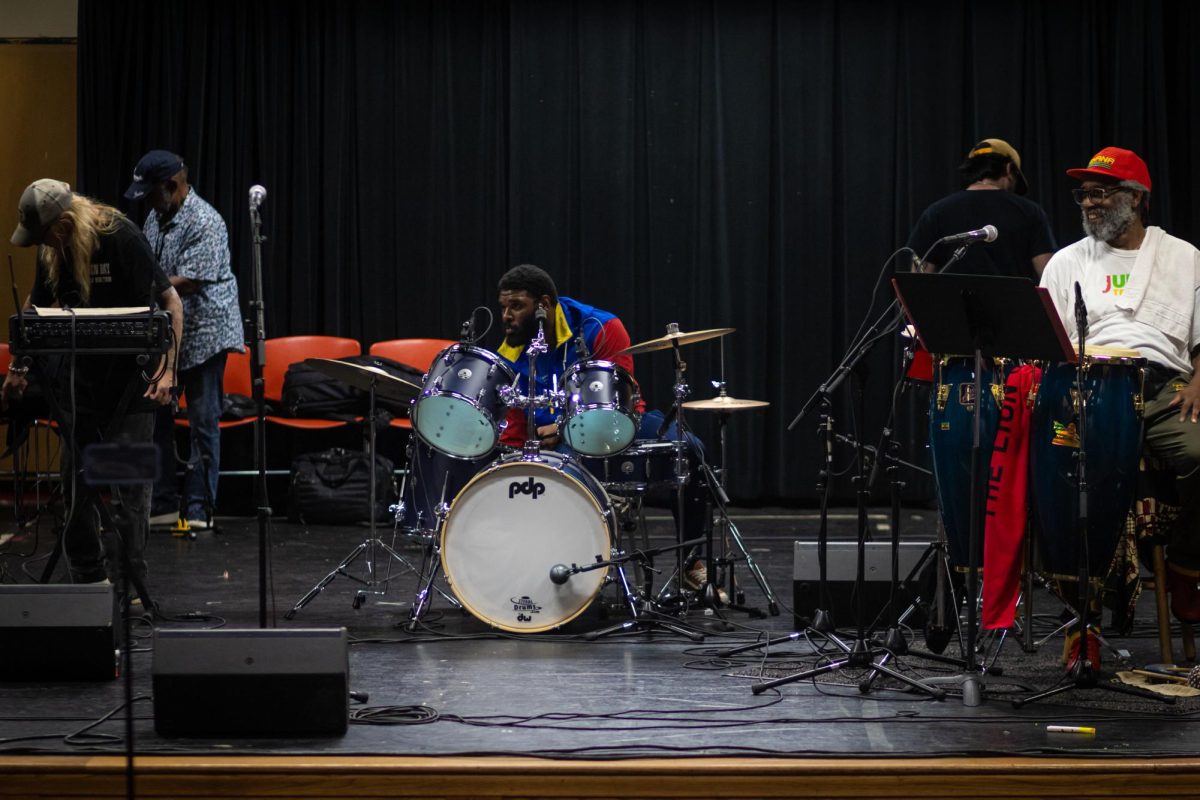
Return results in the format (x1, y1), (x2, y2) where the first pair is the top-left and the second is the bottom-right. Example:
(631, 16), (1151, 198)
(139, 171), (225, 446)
(908, 138), (1056, 279)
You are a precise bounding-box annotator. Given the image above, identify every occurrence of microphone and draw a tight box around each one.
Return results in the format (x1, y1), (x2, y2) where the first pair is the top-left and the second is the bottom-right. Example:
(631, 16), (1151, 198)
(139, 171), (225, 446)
(1074, 281), (1088, 340)
(549, 564), (572, 585)
(248, 185), (267, 210)
(939, 225), (998, 244)
(535, 305), (547, 322)
(460, 312), (474, 343)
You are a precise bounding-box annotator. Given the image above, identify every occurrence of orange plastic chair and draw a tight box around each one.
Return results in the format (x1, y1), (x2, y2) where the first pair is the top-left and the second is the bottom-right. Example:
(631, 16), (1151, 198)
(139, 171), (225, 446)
(368, 338), (456, 429)
(264, 335), (362, 430)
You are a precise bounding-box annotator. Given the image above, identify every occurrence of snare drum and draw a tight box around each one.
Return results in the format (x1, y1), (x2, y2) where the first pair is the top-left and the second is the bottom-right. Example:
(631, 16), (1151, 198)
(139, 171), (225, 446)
(440, 451), (613, 632)
(928, 355), (1014, 567)
(581, 440), (679, 495)
(561, 360), (641, 456)
(412, 344), (516, 460)
(1030, 346), (1144, 578)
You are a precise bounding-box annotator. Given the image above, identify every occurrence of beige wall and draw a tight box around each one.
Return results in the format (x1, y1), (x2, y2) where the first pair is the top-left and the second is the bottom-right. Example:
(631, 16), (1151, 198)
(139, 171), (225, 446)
(0, 44), (75, 474)
(0, 43), (77, 340)
(0, 1), (78, 38)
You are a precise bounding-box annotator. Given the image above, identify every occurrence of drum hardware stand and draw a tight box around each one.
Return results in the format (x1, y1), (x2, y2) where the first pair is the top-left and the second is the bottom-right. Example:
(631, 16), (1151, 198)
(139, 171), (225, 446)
(753, 371), (944, 699)
(1015, 293), (1167, 707)
(703, 377), (779, 618)
(721, 392), (851, 660)
(561, 536), (709, 641)
(286, 373), (419, 619)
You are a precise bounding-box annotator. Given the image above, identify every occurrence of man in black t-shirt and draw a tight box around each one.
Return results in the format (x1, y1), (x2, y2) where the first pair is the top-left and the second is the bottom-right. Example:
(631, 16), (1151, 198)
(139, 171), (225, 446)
(3, 179), (183, 600)
(908, 139), (1056, 279)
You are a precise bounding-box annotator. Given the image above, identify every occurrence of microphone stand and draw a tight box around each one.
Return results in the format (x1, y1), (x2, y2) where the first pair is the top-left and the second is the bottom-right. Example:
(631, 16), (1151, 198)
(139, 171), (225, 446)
(247, 197), (271, 628)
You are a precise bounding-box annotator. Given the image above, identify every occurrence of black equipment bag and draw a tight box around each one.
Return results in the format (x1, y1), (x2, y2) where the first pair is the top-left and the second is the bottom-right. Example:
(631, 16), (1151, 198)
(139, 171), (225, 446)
(280, 362), (359, 419)
(279, 355), (425, 419)
(288, 448), (397, 523)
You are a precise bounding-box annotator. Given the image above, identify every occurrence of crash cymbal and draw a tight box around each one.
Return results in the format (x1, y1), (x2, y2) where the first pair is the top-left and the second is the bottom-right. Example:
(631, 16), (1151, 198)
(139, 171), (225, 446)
(682, 395), (769, 412)
(305, 358), (421, 404)
(620, 326), (735, 356)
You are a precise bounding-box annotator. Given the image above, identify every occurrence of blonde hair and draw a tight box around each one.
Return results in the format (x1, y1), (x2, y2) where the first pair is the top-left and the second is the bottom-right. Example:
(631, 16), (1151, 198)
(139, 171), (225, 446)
(38, 194), (126, 305)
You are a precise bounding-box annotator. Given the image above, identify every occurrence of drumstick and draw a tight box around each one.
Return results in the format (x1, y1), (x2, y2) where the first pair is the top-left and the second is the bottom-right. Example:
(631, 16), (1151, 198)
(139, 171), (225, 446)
(1131, 669), (1190, 684)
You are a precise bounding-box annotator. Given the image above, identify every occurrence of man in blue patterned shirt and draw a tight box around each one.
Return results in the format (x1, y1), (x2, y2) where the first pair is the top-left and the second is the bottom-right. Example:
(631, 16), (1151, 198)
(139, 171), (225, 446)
(126, 151), (244, 530)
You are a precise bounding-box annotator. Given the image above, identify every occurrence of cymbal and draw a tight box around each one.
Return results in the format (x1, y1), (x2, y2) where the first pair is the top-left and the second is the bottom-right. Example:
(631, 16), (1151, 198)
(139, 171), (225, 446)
(620, 327), (735, 356)
(305, 358), (421, 404)
(682, 395), (769, 412)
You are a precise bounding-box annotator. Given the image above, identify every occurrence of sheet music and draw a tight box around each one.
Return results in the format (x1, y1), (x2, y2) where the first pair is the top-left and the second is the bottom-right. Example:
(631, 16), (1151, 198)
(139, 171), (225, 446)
(30, 306), (151, 317)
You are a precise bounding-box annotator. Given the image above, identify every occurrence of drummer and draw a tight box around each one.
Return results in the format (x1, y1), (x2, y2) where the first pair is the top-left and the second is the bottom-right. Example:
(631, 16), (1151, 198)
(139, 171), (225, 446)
(495, 264), (712, 590)
(1039, 146), (1200, 666)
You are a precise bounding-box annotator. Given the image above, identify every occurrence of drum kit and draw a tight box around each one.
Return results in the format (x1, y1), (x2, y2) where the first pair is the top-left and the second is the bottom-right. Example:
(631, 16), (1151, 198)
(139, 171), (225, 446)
(286, 315), (778, 635)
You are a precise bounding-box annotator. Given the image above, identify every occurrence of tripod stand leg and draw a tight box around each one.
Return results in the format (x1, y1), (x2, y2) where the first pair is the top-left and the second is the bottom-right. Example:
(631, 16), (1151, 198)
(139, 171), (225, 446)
(285, 542), (369, 619)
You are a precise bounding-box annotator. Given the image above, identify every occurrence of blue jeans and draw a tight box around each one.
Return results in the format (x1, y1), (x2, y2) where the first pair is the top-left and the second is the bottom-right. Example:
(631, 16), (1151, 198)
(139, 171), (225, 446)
(153, 351), (227, 519)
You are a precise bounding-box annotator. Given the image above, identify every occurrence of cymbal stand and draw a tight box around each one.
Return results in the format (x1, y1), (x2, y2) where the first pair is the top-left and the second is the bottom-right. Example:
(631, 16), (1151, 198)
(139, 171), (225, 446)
(286, 376), (429, 619)
(703, 401), (777, 617)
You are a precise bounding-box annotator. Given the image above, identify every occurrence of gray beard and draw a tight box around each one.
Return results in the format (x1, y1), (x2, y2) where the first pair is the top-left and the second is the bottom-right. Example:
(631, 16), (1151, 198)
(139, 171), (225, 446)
(1081, 196), (1137, 243)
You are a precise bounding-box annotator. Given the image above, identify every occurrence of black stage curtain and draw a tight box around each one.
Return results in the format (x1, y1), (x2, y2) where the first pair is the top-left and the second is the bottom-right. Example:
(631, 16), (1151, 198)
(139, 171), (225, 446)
(77, 0), (1200, 504)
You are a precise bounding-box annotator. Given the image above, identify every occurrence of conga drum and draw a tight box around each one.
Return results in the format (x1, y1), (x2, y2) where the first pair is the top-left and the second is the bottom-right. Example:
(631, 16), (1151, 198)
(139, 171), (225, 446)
(928, 355), (1014, 567)
(1029, 345), (1144, 579)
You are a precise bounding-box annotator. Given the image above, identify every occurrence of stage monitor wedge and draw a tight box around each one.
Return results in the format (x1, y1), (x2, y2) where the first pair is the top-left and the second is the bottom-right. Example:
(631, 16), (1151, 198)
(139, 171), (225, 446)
(0, 583), (117, 682)
(153, 627), (349, 737)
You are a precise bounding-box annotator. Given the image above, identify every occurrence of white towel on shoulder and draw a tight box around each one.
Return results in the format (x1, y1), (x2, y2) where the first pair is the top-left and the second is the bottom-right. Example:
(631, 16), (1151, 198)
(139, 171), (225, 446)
(1114, 226), (1200, 345)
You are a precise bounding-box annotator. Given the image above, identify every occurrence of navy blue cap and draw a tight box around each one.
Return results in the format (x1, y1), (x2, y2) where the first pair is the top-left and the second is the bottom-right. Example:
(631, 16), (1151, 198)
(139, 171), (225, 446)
(125, 150), (185, 199)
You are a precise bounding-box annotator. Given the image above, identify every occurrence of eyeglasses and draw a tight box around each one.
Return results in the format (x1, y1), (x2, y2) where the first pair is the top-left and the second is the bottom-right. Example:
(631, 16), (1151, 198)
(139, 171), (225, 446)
(1072, 186), (1130, 205)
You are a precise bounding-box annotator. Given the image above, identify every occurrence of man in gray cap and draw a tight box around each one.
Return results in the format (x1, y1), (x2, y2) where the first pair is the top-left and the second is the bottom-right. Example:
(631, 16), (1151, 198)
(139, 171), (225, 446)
(3, 179), (183, 603)
(125, 150), (243, 531)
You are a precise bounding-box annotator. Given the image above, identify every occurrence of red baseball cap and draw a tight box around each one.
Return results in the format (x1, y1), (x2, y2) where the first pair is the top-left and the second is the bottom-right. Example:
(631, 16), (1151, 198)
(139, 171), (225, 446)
(1066, 146), (1151, 191)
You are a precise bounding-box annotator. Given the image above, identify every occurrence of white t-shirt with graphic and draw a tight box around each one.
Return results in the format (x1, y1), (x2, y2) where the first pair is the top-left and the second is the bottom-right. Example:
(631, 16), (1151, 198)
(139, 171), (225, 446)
(1040, 235), (1200, 374)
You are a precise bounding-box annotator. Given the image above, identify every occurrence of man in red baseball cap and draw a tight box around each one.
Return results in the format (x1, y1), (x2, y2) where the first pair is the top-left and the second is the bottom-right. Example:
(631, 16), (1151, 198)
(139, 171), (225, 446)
(1039, 146), (1200, 671)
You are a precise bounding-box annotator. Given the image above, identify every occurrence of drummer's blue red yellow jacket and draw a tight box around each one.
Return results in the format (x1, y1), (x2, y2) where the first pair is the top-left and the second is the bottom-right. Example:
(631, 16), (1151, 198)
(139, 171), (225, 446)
(497, 295), (641, 446)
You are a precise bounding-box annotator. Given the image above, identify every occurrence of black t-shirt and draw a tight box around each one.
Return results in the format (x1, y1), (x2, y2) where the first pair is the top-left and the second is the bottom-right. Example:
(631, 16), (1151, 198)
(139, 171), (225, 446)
(30, 215), (172, 417)
(906, 190), (1056, 280)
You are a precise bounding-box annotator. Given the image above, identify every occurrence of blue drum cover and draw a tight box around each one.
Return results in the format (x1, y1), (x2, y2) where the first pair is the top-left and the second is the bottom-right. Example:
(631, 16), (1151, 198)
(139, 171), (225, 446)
(929, 357), (1013, 567)
(1030, 360), (1142, 577)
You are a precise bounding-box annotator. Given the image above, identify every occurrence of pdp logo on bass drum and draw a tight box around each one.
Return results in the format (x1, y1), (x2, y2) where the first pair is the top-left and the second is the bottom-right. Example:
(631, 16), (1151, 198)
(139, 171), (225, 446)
(508, 476), (546, 499)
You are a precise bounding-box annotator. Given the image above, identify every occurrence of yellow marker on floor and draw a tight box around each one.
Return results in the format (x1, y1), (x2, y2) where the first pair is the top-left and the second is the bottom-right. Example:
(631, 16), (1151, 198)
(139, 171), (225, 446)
(1046, 725), (1096, 735)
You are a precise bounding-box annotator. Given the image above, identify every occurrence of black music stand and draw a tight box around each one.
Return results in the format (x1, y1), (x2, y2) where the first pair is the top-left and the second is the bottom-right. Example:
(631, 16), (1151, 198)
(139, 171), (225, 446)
(890, 273), (1073, 705)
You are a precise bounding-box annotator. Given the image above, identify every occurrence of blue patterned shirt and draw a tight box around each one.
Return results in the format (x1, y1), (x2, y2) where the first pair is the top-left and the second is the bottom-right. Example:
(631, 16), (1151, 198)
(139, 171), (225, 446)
(143, 189), (244, 370)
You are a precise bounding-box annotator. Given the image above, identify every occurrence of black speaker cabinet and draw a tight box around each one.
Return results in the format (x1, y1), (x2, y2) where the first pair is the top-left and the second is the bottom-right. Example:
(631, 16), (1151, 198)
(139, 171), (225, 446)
(792, 540), (930, 630)
(0, 583), (117, 681)
(152, 627), (349, 737)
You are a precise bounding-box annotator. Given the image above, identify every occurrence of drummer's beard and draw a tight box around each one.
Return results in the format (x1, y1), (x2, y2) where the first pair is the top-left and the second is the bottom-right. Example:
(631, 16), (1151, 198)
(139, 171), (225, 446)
(504, 315), (539, 348)
(1081, 193), (1137, 244)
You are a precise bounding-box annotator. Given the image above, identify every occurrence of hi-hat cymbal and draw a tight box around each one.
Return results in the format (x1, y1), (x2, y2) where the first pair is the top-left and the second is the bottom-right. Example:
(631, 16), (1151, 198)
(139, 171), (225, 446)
(305, 358), (421, 404)
(682, 395), (769, 412)
(620, 327), (735, 356)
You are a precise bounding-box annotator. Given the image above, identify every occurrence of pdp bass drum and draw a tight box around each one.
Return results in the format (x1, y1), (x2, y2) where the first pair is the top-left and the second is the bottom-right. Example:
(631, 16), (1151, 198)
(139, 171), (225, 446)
(440, 451), (614, 632)
(411, 344), (516, 460)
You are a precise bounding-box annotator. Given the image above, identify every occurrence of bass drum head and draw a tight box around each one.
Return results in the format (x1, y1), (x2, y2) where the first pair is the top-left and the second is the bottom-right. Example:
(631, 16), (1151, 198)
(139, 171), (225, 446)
(440, 455), (612, 632)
